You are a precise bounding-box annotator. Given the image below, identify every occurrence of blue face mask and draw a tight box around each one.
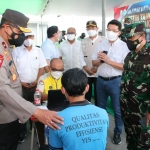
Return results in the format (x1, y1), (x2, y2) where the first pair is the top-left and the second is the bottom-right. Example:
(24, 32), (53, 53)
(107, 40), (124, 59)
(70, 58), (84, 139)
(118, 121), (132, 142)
(124, 23), (130, 27)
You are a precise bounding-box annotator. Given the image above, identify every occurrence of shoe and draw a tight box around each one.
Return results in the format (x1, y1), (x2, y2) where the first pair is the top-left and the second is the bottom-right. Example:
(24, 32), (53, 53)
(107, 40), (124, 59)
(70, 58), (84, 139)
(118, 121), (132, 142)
(113, 133), (121, 144)
(18, 134), (26, 143)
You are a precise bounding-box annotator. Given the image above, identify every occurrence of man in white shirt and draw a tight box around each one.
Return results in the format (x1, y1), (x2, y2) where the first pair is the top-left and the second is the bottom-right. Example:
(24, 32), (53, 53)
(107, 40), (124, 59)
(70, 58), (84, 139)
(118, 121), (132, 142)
(59, 27), (84, 71)
(12, 31), (47, 142)
(41, 26), (60, 66)
(81, 20), (106, 105)
(92, 20), (129, 145)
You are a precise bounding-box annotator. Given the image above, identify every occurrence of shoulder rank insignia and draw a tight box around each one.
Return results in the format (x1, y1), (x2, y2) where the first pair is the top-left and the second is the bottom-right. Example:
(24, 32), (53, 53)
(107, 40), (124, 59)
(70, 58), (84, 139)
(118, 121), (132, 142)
(0, 54), (4, 68)
(2, 42), (7, 49)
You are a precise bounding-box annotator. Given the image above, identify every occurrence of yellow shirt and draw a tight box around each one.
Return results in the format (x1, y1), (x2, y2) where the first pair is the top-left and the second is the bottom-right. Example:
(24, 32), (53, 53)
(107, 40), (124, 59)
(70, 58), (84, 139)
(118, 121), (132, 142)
(43, 75), (62, 94)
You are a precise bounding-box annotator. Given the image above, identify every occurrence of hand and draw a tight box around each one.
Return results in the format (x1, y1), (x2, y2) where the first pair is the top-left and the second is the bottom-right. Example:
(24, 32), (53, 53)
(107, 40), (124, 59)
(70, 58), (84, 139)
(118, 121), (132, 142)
(30, 80), (37, 88)
(98, 52), (111, 64)
(91, 67), (97, 73)
(21, 82), (30, 89)
(33, 108), (64, 130)
(86, 68), (94, 76)
(146, 113), (150, 126)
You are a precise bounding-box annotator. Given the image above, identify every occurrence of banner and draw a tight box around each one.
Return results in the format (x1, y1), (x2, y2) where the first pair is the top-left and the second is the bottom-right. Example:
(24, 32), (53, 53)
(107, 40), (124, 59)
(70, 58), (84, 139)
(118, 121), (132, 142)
(114, 0), (150, 42)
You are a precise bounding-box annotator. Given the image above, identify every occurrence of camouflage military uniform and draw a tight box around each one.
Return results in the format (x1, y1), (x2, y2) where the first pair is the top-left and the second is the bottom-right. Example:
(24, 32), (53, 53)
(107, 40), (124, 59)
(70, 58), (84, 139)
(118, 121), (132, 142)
(120, 23), (150, 150)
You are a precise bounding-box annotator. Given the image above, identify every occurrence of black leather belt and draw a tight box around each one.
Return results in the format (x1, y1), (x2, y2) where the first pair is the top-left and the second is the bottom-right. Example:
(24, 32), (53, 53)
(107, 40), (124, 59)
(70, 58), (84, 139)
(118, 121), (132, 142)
(99, 75), (121, 81)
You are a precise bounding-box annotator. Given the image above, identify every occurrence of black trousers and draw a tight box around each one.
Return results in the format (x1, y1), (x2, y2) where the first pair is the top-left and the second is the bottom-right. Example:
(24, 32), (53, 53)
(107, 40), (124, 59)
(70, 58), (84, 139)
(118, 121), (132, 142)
(0, 120), (20, 150)
(39, 145), (49, 150)
(85, 77), (97, 106)
(20, 86), (36, 138)
(35, 122), (45, 146)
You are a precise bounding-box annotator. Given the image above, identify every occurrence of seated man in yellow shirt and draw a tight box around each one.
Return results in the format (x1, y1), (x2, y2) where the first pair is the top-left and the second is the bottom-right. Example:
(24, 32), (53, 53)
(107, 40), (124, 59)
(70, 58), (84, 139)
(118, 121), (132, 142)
(36, 58), (64, 146)
(37, 58), (64, 101)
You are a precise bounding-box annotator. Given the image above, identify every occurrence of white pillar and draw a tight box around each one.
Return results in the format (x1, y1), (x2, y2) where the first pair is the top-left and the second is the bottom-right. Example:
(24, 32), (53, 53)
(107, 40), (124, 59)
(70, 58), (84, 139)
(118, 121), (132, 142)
(102, 0), (106, 36)
(36, 23), (40, 45)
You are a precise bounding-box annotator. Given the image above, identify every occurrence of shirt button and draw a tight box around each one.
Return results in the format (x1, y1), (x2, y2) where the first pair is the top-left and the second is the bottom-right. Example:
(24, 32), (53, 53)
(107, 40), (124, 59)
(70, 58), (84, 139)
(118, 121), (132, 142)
(23, 116), (26, 119)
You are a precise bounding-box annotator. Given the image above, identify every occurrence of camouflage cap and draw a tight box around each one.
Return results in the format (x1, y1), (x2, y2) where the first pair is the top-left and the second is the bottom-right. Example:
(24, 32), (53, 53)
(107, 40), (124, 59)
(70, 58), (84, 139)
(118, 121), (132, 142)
(124, 17), (132, 24)
(86, 20), (97, 27)
(121, 22), (146, 39)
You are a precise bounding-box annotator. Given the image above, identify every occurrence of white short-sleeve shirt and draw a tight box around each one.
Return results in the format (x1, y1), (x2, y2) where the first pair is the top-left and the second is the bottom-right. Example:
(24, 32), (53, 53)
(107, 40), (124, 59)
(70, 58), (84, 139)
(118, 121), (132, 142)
(59, 40), (85, 71)
(92, 38), (129, 77)
(12, 45), (47, 83)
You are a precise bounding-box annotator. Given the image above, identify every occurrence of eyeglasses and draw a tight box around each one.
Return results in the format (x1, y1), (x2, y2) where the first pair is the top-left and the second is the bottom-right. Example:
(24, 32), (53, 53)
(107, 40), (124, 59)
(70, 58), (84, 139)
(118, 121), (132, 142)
(106, 29), (120, 33)
(50, 67), (64, 72)
(67, 32), (75, 34)
(7, 24), (23, 34)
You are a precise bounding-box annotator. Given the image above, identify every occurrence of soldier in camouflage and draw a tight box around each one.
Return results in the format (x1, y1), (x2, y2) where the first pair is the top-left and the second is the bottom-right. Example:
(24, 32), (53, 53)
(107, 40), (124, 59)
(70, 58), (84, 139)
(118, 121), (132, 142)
(120, 22), (150, 150)
(124, 17), (132, 27)
(120, 18), (132, 41)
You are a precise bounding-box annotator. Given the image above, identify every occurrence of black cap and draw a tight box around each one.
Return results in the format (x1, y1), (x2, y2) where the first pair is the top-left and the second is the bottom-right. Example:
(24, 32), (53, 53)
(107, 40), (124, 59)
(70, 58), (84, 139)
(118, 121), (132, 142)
(86, 20), (97, 27)
(2, 9), (31, 33)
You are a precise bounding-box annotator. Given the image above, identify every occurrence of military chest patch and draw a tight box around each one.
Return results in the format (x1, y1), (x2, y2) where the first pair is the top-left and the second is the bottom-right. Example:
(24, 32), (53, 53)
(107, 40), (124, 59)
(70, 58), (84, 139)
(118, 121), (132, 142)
(0, 54), (4, 68)
(12, 73), (17, 81)
(2, 42), (7, 49)
(4, 50), (8, 55)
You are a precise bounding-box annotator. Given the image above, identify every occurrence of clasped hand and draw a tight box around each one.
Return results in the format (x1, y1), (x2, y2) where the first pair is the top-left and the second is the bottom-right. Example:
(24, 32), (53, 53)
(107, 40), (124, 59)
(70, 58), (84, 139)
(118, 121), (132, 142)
(98, 51), (111, 64)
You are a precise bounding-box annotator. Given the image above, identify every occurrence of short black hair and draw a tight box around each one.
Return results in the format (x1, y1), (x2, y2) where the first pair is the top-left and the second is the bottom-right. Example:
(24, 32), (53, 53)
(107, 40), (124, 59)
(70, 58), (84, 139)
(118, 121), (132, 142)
(107, 19), (122, 31)
(61, 68), (88, 97)
(47, 26), (58, 38)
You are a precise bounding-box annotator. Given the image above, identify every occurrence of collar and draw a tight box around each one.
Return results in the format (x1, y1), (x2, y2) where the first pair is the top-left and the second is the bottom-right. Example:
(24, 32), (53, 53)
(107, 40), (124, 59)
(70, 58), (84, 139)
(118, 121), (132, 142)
(49, 74), (62, 81)
(66, 39), (77, 44)
(47, 38), (55, 44)
(69, 100), (91, 107)
(22, 44), (34, 51)
(108, 37), (120, 46)
(131, 43), (149, 59)
(89, 35), (98, 43)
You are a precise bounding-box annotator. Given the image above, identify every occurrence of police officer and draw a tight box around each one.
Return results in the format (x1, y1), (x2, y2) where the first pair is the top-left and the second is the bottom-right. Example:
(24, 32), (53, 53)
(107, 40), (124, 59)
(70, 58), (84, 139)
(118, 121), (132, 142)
(12, 31), (48, 142)
(0, 9), (63, 150)
(120, 22), (150, 149)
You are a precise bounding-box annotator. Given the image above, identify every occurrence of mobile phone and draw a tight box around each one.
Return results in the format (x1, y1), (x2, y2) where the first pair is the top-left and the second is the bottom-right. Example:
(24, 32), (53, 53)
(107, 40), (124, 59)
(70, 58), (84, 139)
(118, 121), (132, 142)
(139, 116), (147, 127)
(101, 51), (108, 63)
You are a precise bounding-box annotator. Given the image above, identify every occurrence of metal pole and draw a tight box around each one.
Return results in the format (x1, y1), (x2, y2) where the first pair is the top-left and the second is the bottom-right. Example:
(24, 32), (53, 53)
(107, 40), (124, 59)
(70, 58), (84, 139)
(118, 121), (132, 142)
(41, 14), (43, 43)
(102, 0), (106, 36)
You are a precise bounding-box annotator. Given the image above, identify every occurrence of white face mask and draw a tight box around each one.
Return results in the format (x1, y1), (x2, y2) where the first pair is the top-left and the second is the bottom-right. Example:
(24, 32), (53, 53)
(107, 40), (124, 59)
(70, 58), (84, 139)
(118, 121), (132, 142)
(67, 34), (75, 40)
(106, 31), (119, 41)
(51, 71), (63, 80)
(87, 30), (97, 37)
(24, 39), (33, 47)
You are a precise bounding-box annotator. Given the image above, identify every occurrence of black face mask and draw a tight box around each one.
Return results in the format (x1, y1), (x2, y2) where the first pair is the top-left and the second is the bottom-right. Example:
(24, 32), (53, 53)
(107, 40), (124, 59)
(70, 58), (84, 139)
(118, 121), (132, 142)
(124, 39), (140, 51)
(8, 31), (25, 47)
(123, 34), (143, 51)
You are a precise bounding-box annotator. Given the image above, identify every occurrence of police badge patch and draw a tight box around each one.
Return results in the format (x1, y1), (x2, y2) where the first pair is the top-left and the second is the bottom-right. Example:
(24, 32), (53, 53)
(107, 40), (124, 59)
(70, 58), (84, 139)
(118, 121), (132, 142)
(39, 80), (44, 85)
